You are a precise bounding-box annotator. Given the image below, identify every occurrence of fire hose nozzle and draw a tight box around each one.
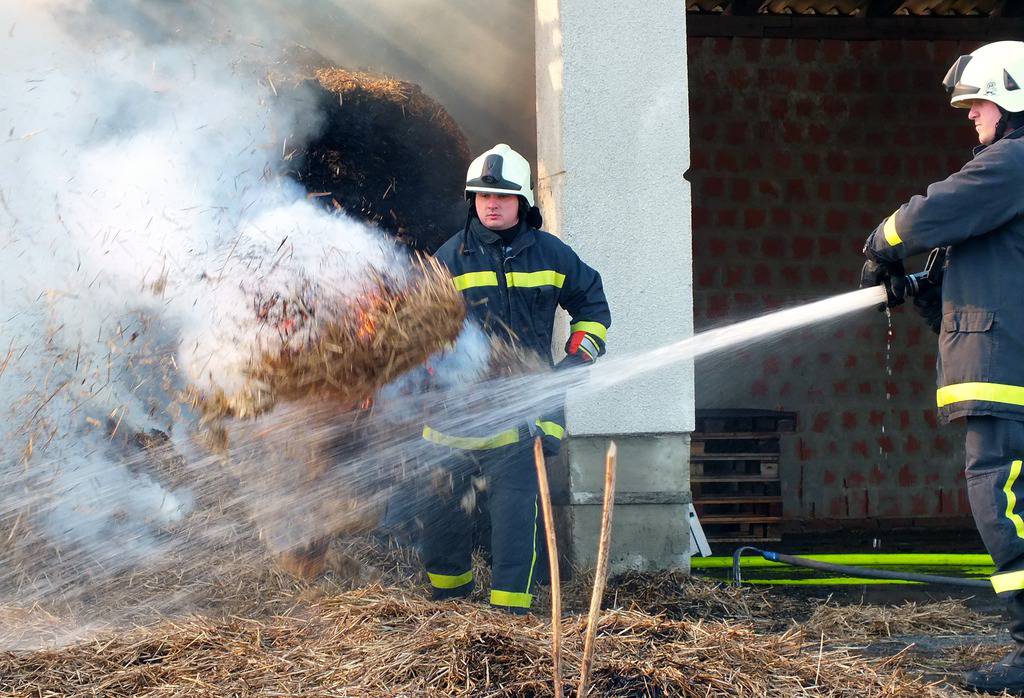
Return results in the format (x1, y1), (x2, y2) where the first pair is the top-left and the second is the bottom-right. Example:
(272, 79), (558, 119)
(904, 271), (928, 297)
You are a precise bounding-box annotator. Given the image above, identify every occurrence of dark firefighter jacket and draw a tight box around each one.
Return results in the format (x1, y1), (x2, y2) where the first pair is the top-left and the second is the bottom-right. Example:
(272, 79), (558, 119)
(865, 126), (1024, 424)
(426, 218), (611, 452)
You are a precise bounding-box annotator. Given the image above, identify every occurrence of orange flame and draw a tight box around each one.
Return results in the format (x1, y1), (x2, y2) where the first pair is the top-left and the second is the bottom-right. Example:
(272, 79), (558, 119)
(354, 291), (383, 341)
(355, 307), (377, 341)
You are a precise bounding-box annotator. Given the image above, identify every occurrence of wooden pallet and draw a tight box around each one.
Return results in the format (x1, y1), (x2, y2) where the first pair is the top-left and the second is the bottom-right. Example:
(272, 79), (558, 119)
(691, 410), (794, 544)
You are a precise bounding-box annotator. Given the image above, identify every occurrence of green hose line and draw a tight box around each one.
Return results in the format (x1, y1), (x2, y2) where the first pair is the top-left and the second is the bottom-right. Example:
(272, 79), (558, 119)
(730, 547), (993, 589)
(693, 553), (994, 569)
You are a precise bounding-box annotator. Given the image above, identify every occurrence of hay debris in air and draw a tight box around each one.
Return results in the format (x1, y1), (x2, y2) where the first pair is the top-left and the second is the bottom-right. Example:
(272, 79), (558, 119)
(191, 255), (465, 423)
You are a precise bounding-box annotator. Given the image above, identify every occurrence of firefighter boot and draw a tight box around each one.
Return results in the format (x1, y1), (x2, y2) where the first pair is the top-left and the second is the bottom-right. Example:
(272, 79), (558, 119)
(963, 593), (1024, 694)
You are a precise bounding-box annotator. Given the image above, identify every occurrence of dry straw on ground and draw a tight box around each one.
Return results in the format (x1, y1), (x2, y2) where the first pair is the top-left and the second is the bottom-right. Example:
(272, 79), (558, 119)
(803, 599), (998, 643)
(0, 584), (963, 698)
(0, 536), (994, 697)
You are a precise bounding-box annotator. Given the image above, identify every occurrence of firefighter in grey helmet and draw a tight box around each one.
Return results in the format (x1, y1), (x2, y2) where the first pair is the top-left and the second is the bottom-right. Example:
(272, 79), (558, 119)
(860, 41), (1024, 694)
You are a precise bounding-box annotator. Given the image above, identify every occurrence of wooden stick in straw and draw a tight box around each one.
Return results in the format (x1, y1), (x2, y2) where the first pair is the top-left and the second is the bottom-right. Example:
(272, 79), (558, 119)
(578, 440), (617, 698)
(533, 437), (563, 698)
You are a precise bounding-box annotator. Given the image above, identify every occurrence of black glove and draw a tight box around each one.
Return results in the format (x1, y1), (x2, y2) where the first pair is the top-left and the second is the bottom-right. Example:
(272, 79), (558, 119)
(859, 258), (907, 310)
(555, 351), (590, 371)
(912, 280), (942, 335)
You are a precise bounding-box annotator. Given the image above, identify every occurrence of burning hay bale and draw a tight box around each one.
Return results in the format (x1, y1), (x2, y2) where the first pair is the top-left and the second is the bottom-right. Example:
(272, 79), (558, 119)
(189, 255), (465, 424)
(178, 255), (466, 578)
(251, 258), (465, 406)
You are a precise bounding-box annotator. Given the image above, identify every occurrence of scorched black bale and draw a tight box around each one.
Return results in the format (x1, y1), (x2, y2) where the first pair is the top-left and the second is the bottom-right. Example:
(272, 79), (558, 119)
(289, 68), (471, 253)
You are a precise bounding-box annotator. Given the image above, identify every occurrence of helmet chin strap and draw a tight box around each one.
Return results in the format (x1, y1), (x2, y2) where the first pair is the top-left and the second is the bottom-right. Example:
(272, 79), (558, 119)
(996, 107), (1010, 141)
(518, 197), (544, 229)
(994, 107), (1024, 141)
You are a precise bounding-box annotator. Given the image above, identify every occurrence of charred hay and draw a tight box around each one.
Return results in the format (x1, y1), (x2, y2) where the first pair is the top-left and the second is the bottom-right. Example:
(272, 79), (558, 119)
(285, 64), (471, 253)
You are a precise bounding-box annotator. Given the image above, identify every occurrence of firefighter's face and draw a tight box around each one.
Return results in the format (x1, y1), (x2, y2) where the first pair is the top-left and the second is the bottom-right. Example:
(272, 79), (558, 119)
(968, 99), (1002, 145)
(475, 192), (520, 230)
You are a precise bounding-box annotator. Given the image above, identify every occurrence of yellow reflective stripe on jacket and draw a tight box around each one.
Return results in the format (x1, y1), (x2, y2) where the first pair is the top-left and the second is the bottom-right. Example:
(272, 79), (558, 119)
(422, 425), (519, 450)
(535, 420), (565, 440)
(937, 382), (1024, 408)
(1006, 460), (1024, 539)
(490, 589), (533, 608)
(883, 211), (902, 246)
(452, 271), (499, 291)
(506, 270), (565, 288)
(570, 320), (608, 342)
(992, 569), (1024, 593)
(427, 570), (473, 589)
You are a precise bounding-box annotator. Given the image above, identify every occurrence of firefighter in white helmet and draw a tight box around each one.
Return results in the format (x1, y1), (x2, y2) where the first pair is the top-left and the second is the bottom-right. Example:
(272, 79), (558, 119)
(860, 41), (1024, 694)
(420, 144), (610, 614)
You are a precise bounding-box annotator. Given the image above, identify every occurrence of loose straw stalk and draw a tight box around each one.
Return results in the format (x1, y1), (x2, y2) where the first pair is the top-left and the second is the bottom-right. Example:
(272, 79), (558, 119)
(578, 440), (617, 697)
(533, 437), (563, 698)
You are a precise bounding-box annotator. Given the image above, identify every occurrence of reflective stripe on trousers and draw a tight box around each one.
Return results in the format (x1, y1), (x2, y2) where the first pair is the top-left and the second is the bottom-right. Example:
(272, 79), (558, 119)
(421, 436), (542, 609)
(964, 417), (1024, 594)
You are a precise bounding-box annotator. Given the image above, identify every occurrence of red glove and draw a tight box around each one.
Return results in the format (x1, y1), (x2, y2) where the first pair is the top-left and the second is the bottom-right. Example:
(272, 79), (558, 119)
(556, 331), (599, 370)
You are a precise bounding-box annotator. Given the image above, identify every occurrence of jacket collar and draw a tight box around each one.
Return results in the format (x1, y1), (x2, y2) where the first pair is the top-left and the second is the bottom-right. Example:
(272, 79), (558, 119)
(467, 218), (536, 256)
(974, 124), (1024, 157)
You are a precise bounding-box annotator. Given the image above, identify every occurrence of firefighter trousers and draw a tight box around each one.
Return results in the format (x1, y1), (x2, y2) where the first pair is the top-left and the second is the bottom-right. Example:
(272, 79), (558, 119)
(966, 416), (1024, 651)
(421, 435), (541, 613)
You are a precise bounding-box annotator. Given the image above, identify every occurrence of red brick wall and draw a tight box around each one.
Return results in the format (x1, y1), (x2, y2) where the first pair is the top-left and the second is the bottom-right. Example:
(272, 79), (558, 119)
(687, 37), (981, 528)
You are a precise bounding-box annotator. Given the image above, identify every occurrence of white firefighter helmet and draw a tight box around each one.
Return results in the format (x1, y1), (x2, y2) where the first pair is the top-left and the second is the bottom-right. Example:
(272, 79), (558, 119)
(465, 143), (534, 208)
(944, 41), (1024, 112)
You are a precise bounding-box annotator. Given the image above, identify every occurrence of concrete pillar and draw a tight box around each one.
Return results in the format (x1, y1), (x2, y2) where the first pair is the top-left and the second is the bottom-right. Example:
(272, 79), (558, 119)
(535, 0), (694, 571)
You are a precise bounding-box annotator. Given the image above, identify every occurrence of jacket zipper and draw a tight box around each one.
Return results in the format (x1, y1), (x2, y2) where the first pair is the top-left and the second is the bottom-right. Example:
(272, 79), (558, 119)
(485, 242), (513, 330)
(502, 250), (516, 329)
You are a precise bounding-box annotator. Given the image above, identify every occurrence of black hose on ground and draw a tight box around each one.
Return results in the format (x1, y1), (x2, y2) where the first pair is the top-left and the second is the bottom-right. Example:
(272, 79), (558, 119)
(731, 546), (992, 589)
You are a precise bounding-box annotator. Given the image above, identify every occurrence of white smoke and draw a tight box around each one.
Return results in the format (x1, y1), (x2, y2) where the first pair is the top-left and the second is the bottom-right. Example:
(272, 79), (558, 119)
(0, 2), (431, 600)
